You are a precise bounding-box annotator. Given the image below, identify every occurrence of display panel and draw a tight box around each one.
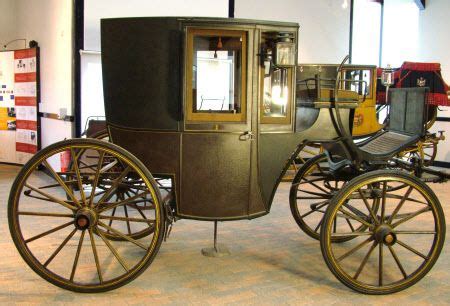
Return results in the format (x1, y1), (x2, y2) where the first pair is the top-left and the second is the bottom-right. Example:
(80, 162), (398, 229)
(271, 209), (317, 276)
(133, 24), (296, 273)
(0, 48), (39, 164)
(186, 28), (247, 122)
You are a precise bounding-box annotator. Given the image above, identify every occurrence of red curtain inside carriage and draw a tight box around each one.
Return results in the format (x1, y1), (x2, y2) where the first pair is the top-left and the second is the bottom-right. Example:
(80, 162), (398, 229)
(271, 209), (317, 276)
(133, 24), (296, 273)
(376, 62), (450, 106)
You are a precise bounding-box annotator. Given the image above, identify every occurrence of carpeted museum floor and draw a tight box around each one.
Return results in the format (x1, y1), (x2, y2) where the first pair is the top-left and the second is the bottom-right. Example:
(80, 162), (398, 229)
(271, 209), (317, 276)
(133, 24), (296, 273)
(1, 164), (449, 305)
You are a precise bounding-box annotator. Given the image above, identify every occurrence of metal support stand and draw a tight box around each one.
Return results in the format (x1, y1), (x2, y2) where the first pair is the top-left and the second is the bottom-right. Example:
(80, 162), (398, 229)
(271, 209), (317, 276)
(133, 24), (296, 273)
(201, 221), (230, 257)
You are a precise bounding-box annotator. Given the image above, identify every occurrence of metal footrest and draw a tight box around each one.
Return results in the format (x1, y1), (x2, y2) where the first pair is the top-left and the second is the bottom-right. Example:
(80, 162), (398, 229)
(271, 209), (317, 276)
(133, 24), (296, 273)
(359, 132), (416, 156)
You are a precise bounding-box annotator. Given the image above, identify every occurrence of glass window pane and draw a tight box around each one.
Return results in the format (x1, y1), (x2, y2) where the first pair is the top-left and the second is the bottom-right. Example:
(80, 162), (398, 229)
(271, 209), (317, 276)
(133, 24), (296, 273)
(344, 69), (371, 97)
(263, 68), (290, 118)
(192, 34), (242, 114)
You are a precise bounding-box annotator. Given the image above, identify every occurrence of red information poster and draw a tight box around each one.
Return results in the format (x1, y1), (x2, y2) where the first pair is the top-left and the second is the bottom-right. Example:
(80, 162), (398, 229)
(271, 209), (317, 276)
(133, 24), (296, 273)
(0, 47), (39, 164)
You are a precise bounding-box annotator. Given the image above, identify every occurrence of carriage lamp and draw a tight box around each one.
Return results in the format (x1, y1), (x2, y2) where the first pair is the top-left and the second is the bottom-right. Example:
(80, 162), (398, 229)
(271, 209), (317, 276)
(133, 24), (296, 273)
(271, 68), (289, 112)
(274, 33), (296, 67)
(381, 65), (395, 104)
(381, 65), (395, 87)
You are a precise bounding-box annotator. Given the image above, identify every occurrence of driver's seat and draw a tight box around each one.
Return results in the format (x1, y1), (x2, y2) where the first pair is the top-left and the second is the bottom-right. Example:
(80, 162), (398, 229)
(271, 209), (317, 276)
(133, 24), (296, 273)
(358, 87), (428, 161)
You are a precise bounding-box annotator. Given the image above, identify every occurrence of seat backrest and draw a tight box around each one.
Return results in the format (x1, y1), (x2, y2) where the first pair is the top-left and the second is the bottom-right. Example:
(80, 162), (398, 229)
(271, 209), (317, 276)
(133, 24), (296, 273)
(388, 87), (428, 136)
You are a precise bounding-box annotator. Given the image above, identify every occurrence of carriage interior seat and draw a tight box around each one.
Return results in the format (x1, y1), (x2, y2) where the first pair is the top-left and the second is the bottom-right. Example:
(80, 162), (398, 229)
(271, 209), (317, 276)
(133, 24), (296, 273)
(296, 77), (360, 109)
(358, 87), (428, 159)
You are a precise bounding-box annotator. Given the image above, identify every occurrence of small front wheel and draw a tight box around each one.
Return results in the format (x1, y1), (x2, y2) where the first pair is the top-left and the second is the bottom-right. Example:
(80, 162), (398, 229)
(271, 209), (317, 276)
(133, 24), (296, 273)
(290, 153), (368, 242)
(320, 170), (445, 294)
(8, 138), (165, 292)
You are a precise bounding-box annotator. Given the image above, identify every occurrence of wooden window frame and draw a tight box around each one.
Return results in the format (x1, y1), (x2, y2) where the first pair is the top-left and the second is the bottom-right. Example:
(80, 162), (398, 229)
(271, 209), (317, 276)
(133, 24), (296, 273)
(185, 28), (247, 123)
(341, 68), (375, 100)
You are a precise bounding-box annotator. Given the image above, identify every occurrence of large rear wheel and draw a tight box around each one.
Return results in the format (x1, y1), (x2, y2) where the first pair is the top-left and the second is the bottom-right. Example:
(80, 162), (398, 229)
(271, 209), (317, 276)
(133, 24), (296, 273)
(8, 138), (165, 292)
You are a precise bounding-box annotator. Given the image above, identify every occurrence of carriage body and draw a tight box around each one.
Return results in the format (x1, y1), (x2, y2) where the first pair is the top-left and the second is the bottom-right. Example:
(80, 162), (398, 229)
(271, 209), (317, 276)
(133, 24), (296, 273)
(101, 17), (313, 221)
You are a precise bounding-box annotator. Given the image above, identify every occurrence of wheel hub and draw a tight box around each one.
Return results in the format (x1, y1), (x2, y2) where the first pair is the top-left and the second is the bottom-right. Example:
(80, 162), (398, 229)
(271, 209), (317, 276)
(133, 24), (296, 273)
(374, 224), (397, 246)
(74, 208), (97, 230)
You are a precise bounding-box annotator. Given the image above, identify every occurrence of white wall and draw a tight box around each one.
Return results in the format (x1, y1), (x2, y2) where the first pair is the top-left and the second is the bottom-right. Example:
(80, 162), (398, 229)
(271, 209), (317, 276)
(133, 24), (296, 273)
(235, 0), (351, 64)
(417, 0), (450, 80)
(0, 0), (17, 49)
(84, 0), (229, 51)
(14, 0), (73, 148)
(381, 0), (420, 67)
(417, 0), (450, 163)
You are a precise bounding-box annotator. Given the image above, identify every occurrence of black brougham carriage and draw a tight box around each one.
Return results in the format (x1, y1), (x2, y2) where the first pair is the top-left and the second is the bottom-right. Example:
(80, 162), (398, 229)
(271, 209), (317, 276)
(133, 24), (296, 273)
(8, 17), (447, 294)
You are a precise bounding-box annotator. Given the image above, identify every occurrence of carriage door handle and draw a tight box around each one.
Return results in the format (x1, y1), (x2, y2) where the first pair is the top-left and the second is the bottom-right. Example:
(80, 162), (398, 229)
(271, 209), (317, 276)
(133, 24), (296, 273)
(239, 131), (255, 141)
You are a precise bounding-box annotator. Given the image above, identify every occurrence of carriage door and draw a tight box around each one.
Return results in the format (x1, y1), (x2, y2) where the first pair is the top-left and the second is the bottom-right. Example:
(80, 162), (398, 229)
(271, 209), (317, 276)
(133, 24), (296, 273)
(180, 27), (255, 220)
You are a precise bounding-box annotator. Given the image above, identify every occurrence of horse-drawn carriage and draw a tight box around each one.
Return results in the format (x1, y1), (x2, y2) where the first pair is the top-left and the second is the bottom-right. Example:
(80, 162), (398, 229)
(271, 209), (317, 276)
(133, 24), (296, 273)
(8, 17), (447, 295)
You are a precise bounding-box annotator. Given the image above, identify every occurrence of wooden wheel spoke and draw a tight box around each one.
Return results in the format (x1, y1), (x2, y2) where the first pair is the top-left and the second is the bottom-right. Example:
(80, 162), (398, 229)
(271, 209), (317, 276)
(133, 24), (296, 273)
(97, 166), (132, 205)
(297, 189), (331, 198)
(36, 181), (77, 190)
(337, 237), (372, 262)
(96, 230), (130, 272)
(24, 183), (77, 211)
(358, 188), (379, 225)
(133, 203), (150, 219)
(18, 211), (74, 218)
(292, 176), (328, 187)
(299, 200), (329, 218)
(89, 151), (105, 207)
(345, 218), (355, 232)
(331, 232), (372, 238)
(124, 205), (132, 235)
(97, 221), (148, 250)
(126, 191), (151, 218)
(396, 239), (428, 260)
(380, 182), (387, 221)
(343, 202), (368, 220)
(44, 228), (78, 267)
(70, 230), (85, 281)
(78, 159), (98, 171)
(391, 207), (432, 228)
(70, 148), (87, 204)
(88, 228), (103, 284)
(98, 191), (150, 213)
(99, 215), (155, 224)
(25, 221), (74, 243)
(314, 215), (325, 233)
(301, 177), (330, 194)
(354, 241), (378, 280)
(384, 193), (428, 205)
(297, 196), (327, 200)
(107, 207), (117, 232)
(387, 187), (413, 224)
(388, 245), (408, 279)
(42, 160), (82, 208)
(379, 243), (383, 286)
(394, 230), (436, 234)
(339, 207), (373, 229)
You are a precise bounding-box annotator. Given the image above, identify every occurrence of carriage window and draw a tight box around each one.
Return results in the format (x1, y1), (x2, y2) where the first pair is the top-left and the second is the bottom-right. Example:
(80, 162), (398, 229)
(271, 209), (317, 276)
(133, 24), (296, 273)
(343, 69), (372, 98)
(186, 28), (247, 122)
